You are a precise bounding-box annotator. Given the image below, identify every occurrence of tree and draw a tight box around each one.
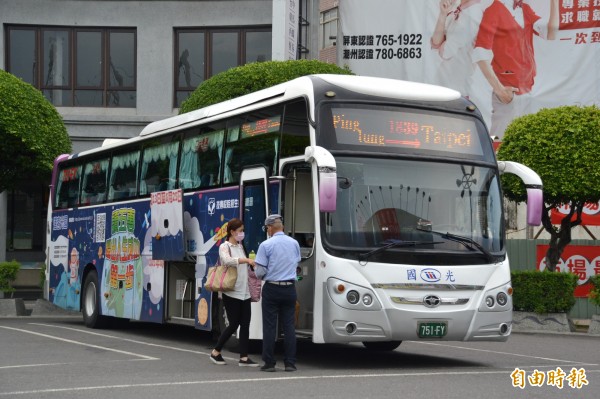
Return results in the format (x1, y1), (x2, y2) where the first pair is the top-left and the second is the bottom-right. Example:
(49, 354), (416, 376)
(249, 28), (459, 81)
(179, 59), (352, 114)
(0, 70), (72, 192)
(497, 105), (600, 271)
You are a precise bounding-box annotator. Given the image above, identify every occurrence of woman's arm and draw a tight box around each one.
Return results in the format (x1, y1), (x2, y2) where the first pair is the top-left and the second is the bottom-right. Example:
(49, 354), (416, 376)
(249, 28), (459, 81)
(431, 0), (453, 48)
(219, 243), (238, 267)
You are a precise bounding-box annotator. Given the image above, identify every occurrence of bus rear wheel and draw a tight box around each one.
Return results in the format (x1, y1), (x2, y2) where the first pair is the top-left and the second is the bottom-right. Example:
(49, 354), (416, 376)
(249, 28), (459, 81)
(362, 341), (402, 351)
(82, 271), (107, 328)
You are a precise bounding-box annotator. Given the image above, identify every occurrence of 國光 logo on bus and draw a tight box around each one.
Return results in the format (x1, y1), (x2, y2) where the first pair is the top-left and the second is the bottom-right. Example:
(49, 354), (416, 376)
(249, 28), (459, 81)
(420, 268), (441, 282)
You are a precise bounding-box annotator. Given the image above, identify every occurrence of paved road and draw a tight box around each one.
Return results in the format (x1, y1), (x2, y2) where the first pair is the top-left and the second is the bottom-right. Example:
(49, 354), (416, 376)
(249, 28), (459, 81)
(0, 316), (598, 399)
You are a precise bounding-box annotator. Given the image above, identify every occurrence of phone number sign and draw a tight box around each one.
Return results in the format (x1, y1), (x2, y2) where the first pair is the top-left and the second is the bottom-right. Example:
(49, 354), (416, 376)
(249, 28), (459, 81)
(342, 33), (423, 60)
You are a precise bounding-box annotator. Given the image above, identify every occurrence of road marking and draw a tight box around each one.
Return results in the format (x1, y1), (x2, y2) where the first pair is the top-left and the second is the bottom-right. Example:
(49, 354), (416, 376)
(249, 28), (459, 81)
(28, 322), (232, 360)
(1, 369), (599, 396)
(0, 359), (148, 370)
(410, 341), (596, 365)
(30, 322), (599, 367)
(0, 326), (158, 360)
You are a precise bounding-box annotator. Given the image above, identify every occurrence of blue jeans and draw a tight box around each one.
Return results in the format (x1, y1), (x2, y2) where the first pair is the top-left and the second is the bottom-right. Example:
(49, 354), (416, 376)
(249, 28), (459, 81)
(261, 282), (297, 366)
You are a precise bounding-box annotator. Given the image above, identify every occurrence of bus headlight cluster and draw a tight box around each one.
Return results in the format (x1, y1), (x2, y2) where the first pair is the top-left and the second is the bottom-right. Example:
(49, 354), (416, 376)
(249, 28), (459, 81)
(347, 290), (360, 304)
(480, 283), (512, 312)
(496, 292), (508, 306)
(327, 278), (381, 311)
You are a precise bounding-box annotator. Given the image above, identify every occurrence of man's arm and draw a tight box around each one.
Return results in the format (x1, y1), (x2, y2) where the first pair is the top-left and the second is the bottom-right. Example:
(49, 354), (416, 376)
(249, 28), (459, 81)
(254, 264), (267, 279)
(254, 244), (269, 279)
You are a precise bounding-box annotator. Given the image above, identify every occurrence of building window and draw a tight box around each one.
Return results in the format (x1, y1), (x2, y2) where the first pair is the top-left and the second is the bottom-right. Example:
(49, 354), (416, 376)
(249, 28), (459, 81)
(320, 8), (338, 49)
(6, 185), (46, 251)
(175, 27), (272, 108)
(5, 25), (136, 107)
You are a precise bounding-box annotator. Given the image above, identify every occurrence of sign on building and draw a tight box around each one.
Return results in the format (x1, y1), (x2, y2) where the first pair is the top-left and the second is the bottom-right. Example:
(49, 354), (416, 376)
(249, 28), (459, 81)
(338, 0), (600, 138)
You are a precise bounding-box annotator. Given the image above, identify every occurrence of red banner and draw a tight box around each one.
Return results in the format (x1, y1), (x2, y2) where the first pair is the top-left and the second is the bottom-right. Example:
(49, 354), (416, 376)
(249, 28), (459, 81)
(536, 245), (600, 297)
(550, 202), (600, 226)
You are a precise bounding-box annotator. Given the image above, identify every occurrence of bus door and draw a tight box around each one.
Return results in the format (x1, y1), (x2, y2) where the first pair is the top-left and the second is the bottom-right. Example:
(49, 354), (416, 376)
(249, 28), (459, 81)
(240, 166), (269, 339)
(280, 161), (315, 338)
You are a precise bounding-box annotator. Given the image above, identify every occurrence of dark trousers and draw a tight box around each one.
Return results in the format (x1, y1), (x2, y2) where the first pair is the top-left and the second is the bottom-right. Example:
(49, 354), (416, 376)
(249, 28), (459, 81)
(261, 282), (297, 366)
(214, 294), (252, 357)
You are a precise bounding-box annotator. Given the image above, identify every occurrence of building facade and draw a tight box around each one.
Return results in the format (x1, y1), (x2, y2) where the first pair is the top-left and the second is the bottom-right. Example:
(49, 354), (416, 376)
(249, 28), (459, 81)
(0, 0), (322, 266)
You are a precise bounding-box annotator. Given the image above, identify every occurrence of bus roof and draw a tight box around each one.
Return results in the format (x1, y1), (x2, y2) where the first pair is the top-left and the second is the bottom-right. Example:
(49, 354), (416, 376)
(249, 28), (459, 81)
(139, 74), (460, 137)
(72, 74), (461, 159)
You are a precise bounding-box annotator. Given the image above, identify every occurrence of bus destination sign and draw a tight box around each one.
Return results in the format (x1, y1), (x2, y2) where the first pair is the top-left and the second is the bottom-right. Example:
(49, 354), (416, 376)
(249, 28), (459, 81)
(332, 107), (483, 156)
(241, 116), (281, 138)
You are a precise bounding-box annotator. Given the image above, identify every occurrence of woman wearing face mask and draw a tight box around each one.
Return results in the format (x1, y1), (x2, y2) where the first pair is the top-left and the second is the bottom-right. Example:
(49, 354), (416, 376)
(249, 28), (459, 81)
(210, 218), (258, 366)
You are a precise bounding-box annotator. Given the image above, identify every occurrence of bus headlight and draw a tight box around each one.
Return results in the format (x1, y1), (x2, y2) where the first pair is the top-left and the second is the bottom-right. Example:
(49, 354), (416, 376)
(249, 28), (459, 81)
(327, 278), (381, 310)
(497, 292), (508, 306)
(479, 282), (512, 312)
(347, 290), (360, 304)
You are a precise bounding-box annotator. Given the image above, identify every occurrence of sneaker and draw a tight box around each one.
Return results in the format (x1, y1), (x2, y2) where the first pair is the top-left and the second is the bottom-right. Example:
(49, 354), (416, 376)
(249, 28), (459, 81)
(210, 352), (226, 365)
(260, 363), (276, 372)
(239, 358), (259, 367)
(284, 364), (297, 372)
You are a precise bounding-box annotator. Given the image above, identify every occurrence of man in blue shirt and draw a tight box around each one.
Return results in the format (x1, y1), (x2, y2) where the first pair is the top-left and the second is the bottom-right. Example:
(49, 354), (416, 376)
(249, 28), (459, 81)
(254, 214), (301, 372)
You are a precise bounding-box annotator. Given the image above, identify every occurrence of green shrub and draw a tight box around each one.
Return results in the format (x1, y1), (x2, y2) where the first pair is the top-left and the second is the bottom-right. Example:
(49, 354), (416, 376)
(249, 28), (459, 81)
(0, 260), (21, 294)
(511, 270), (577, 313)
(179, 59), (353, 114)
(589, 275), (600, 308)
(0, 70), (71, 192)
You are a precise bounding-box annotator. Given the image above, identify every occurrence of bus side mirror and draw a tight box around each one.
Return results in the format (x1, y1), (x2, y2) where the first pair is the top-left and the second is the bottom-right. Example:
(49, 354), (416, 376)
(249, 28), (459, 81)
(305, 146), (337, 212)
(526, 188), (543, 226)
(497, 161), (543, 226)
(318, 167), (337, 212)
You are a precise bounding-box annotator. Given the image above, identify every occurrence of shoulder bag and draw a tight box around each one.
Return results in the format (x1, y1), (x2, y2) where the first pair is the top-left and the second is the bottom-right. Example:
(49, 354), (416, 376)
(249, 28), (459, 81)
(205, 244), (237, 292)
(247, 266), (262, 302)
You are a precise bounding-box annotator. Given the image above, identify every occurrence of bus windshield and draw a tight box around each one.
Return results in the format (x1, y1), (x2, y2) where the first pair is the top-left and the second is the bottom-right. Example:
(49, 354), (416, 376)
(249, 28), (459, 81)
(321, 157), (504, 264)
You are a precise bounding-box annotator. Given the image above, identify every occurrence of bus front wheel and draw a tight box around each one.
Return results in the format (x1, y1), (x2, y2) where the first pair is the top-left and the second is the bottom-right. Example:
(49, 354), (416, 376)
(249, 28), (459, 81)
(82, 271), (107, 328)
(362, 341), (402, 351)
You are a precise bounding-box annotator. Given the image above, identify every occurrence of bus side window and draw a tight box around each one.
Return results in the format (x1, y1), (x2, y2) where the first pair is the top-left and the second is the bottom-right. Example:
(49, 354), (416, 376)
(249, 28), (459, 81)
(281, 100), (310, 158)
(224, 108), (282, 184)
(108, 151), (140, 201)
(140, 141), (178, 195)
(180, 127), (224, 189)
(197, 128), (223, 188)
(81, 159), (109, 205)
(55, 165), (82, 209)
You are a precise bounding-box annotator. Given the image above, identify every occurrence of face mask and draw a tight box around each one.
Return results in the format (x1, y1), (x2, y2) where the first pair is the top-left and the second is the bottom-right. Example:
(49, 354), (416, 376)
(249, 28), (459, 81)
(236, 232), (245, 242)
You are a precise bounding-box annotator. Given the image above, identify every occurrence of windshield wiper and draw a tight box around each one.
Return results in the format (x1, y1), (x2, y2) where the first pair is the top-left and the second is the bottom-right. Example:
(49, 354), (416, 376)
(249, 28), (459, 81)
(358, 239), (442, 263)
(426, 230), (494, 263)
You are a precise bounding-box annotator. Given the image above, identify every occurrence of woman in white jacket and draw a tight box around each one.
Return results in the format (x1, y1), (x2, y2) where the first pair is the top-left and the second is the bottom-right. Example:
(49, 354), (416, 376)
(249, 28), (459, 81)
(210, 218), (258, 366)
(430, 0), (485, 97)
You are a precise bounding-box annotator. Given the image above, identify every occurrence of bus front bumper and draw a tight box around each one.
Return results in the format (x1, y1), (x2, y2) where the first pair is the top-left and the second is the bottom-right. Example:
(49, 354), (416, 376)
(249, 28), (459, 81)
(322, 299), (512, 343)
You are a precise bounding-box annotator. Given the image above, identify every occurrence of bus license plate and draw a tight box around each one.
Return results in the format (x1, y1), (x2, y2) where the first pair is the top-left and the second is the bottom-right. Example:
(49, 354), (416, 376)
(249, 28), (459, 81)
(418, 322), (447, 338)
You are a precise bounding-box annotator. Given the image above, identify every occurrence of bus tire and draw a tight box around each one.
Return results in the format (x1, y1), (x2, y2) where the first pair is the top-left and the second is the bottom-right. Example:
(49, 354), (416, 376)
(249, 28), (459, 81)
(82, 271), (107, 328)
(362, 341), (402, 351)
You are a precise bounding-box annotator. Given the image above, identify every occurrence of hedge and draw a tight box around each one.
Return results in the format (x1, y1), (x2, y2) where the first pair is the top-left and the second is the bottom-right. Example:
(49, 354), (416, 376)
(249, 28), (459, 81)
(511, 270), (577, 313)
(589, 275), (600, 308)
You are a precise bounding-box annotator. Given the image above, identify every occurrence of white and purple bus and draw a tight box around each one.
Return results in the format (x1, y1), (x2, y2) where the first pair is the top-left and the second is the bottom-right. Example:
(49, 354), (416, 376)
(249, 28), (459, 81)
(46, 74), (542, 350)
